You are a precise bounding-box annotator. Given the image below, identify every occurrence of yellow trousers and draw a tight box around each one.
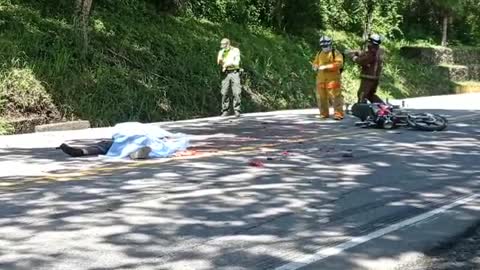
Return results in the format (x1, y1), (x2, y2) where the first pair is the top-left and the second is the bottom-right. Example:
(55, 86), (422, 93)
(316, 81), (344, 118)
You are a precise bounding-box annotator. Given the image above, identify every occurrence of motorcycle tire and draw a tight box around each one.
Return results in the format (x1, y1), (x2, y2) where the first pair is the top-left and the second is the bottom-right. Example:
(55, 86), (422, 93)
(406, 113), (447, 131)
(351, 103), (373, 121)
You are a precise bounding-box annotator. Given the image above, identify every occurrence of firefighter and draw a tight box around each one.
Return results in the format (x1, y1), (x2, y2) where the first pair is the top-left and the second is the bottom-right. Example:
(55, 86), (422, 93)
(312, 36), (345, 120)
(350, 33), (385, 104)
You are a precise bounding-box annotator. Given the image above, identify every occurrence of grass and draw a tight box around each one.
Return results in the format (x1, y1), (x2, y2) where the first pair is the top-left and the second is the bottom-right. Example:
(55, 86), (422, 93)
(1, 1), (317, 127)
(380, 42), (454, 98)
(0, 0), (464, 132)
(0, 118), (13, 135)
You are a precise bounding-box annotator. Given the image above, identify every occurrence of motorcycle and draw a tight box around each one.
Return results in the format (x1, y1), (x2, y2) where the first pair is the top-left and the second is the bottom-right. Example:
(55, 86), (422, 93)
(351, 102), (448, 131)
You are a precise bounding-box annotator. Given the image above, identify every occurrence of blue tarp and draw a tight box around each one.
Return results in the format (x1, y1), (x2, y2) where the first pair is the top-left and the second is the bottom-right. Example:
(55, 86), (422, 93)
(105, 122), (190, 159)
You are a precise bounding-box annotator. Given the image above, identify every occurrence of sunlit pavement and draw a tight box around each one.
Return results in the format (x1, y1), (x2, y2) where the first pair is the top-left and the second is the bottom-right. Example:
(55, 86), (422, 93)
(0, 93), (479, 270)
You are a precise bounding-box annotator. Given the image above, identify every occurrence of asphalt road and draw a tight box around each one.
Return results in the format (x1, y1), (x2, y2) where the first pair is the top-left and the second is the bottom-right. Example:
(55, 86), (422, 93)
(403, 222), (480, 270)
(0, 94), (479, 270)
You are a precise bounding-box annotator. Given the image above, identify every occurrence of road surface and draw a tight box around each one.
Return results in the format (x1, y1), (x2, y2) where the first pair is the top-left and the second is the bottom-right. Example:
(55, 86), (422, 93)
(403, 222), (480, 270)
(0, 94), (479, 270)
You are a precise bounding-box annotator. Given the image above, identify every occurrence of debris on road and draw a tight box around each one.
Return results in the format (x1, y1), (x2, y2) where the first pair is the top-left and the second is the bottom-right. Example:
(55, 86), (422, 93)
(248, 159), (265, 167)
(175, 150), (200, 157)
(342, 150), (354, 158)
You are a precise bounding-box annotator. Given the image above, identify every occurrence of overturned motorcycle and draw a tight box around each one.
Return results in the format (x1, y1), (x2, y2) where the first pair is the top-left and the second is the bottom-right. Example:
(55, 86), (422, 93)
(351, 102), (448, 131)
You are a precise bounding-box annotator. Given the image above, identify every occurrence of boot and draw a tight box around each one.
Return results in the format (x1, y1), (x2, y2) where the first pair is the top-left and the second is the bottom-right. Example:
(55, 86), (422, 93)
(59, 143), (85, 157)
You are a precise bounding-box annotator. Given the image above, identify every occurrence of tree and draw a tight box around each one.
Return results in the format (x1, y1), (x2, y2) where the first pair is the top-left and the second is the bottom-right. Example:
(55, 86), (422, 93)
(74, 0), (94, 54)
(148, 0), (187, 14)
(320, 0), (405, 41)
(273, 0), (285, 31)
(278, 0), (321, 33)
(432, 0), (467, 46)
(362, 0), (375, 48)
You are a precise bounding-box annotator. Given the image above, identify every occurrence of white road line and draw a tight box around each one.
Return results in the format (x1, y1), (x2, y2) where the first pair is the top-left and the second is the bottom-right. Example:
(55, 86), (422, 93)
(274, 194), (478, 270)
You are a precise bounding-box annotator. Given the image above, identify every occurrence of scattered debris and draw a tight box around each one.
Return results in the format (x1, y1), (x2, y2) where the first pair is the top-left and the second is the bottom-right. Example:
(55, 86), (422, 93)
(248, 159), (264, 167)
(175, 150), (199, 157)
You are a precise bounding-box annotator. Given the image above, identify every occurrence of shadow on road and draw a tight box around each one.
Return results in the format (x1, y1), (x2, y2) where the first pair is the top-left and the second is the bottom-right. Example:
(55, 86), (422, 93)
(0, 109), (479, 269)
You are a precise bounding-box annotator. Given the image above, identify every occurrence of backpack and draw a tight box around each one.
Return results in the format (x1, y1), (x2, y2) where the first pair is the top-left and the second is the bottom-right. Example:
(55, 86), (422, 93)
(315, 47), (346, 73)
(332, 48), (345, 73)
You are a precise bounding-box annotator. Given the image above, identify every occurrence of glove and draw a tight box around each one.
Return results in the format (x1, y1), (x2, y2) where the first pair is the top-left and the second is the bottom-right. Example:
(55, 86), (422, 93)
(345, 49), (359, 58)
(317, 65), (327, 71)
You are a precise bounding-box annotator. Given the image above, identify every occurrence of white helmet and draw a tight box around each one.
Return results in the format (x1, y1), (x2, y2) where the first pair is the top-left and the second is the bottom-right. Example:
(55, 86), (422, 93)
(368, 34), (382, 45)
(220, 38), (231, 49)
(319, 36), (333, 47)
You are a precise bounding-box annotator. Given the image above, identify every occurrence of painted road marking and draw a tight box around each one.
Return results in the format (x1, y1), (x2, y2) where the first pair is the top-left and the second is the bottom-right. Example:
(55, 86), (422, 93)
(274, 194), (478, 270)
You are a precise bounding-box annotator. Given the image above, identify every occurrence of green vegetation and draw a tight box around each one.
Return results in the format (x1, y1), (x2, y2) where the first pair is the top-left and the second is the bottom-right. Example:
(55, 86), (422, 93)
(0, 0), (478, 134)
(0, 2), (316, 128)
(0, 120), (13, 135)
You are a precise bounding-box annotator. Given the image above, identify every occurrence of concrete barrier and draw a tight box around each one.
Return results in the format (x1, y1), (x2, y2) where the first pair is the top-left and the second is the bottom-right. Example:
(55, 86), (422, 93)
(400, 46), (453, 65)
(454, 82), (480, 94)
(436, 64), (469, 81)
(35, 120), (91, 133)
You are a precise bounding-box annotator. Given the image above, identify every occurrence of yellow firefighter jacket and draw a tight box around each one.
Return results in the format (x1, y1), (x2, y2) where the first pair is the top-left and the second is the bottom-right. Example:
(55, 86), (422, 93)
(312, 50), (344, 87)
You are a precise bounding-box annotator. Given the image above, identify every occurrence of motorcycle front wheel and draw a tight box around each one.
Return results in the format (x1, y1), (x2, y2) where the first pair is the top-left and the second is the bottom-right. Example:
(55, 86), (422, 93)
(406, 113), (447, 131)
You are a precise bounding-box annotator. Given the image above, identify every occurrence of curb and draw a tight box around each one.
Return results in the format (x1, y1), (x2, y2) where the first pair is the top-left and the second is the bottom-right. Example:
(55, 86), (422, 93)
(35, 120), (91, 133)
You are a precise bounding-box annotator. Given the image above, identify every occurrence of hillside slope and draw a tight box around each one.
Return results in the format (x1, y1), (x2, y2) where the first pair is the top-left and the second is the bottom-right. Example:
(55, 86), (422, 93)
(0, 1), (456, 134)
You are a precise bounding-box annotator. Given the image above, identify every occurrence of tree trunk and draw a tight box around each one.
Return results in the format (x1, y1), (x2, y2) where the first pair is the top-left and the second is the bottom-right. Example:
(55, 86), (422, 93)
(74, 0), (93, 55)
(362, 12), (373, 41)
(441, 14), (448, 47)
(273, 0), (285, 31)
(362, 0), (375, 50)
